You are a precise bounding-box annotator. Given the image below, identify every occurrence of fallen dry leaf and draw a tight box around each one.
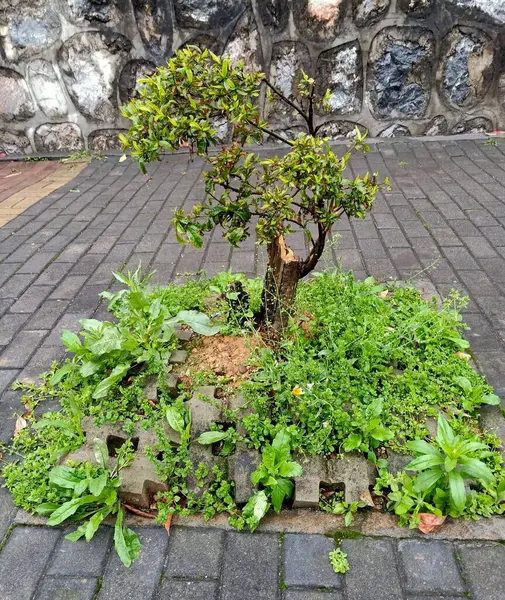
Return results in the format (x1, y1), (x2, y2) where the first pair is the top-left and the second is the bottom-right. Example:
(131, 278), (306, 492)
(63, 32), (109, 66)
(418, 513), (446, 534)
(378, 290), (389, 299)
(164, 515), (173, 536)
(455, 352), (471, 361)
(359, 490), (375, 508)
(14, 415), (27, 437)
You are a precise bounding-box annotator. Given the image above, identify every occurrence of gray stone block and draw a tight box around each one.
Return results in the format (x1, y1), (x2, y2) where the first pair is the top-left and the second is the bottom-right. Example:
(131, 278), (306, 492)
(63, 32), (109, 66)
(35, 577), (98, 600)
(65, 417), (176, 509)
(98, 527), (168, 600)
(457, 542), (505, 600)
(175, 329), (193, 342)
(170, 349), (188, 364)
(228, 442), (260, 505)
(165, 368), (179, 398)
(283, 534), (342, 589)
(293, 453), (375, 508)
(48, 526), (112, 576)
(0, 526), (61, 600)
(164, 527), (224, 579)
(157, 580), (217, 600)
(341, 538), (403, 600)
(143, 374), (158, 401)
(221, 532), (279, 600)
(185, 386), (221, 436)
(398, 539), (465, 595)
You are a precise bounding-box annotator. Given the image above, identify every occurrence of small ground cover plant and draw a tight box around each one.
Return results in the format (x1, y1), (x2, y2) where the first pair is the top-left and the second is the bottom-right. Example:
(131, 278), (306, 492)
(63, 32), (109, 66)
(2, 266), (505, 566)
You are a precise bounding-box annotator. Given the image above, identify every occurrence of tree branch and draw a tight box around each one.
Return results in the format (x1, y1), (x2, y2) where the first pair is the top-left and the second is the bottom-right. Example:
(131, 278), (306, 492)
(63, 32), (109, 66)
(263, 80), (310, 127)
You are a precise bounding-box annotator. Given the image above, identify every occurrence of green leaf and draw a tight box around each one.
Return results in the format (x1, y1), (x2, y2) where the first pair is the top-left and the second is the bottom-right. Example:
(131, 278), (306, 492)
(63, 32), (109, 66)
(88, 326), (124, 356)
(85, 508), (110, 541)
(405, 454), (444, 472)
(436, 415), (454, 449)
(261, 445), (277, 472)
(251, 490), (269, 521)
(458, 457), (495, 485)
(277, 461), (303, 478)
(65, 523), (87, 542)
(370, 426), (393, 441)
(445, 456), (457, 472)
(50, 363), (74, 385)
(449, 471), (466, 513)
(272, 429), (291, 452)
(92, 363), (130, 399)
(406, 440), (442, 457)
(48, 466), (81, 489)
(412, 469), (443, 493)
(169, 310), (219, 336)
(453, 376), (472, 393)
(166, 406), (186, 435)
(196, 431), (227, 445)
(89, 473), (108, 497)
(36, 503), (60, 516)
(271, 478), (293, 513)
(80, 361), (101, 378)
(47, 496), (97, 526)
(481, 394), (501, 406)
(114, 507), (140, 567)
(345, 511), (353, 527)
(343, 433), (362, 452)
(61, 330), (82, 354)
(93, 438), (109, 469)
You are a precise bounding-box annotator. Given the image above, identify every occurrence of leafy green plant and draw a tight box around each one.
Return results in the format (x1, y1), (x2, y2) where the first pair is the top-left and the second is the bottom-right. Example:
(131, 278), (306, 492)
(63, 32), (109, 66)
(321, 495), (368, 527)
(329, 548), (349, 574)
(197, 428), (239, 456)
(37, 439), (140, 567)
(121, 46), (388, 328)
(238, 429), (302, 532)
(405, 414), (495, 516)
(52, 267), (219, 399)
(453, 376), (501, 413)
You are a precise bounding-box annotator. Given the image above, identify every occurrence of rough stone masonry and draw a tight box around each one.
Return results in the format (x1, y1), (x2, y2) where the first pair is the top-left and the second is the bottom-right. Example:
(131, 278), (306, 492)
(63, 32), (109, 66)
(0, 0), (504, 154)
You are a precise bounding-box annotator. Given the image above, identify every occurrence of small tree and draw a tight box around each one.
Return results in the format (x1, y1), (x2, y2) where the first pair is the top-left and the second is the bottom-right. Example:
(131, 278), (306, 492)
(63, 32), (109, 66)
(121, 46), (388, 328)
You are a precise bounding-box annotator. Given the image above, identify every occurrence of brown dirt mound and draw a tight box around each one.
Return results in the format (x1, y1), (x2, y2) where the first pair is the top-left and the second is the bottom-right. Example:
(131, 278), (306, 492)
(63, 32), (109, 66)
(186, 335), (260, 383)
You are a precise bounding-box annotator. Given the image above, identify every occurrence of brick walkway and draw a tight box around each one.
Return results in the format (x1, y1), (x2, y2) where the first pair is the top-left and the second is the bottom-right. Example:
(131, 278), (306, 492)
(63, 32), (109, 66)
(0, 160), (88, 227)
(0, 138), (505, 598)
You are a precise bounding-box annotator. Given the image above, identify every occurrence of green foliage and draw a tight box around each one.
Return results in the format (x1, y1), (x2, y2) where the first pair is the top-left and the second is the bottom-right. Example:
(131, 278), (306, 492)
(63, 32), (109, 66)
(240, 273), (497, 458)
(38, 440), (140, 567)
(405, 414), (495, 516)
(121, 46), (388, 314)
(320, 492), (368, 527)
(52, 267), (218, 400)
(238, 429), (302, 532)
(329, 548), (350, 574)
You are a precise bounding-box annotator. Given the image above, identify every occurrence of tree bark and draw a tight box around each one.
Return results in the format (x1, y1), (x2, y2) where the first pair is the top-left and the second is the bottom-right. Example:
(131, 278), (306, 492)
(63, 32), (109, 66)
(261, 235), (302, 330)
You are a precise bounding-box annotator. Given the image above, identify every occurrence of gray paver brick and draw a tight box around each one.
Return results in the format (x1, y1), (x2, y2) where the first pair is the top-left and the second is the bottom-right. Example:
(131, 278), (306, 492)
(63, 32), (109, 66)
(164, 527), (223, 579)
(47, 526), (112, 576)
(457, 542), (505, 600)
(98, 527), (169, 600)
(398, 539), (465, 595)
(157, 579), (217, 600)
(221, 532), (279, 600)
(283, 534), (342, 589)
(0, 526), (61, 600)
(341, 538), (403, 600)
(284, 593), (343, 600)
(34, 577), (98, 600)
(0, 329), (47, 368)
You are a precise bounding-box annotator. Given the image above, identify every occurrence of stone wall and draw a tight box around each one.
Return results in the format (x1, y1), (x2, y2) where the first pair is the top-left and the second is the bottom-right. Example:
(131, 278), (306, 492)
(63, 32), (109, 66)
(1, 0), (504, 154)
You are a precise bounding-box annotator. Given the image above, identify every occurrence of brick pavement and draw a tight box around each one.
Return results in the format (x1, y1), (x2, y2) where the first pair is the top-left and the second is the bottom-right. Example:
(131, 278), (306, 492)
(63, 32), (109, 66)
(0, 138), (505, 598)
(0, 160), (88, 227)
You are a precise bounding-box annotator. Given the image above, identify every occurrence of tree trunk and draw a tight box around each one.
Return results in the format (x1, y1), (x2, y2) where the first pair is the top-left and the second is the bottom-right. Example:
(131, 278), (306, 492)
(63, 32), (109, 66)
(260, 235), (302, 330)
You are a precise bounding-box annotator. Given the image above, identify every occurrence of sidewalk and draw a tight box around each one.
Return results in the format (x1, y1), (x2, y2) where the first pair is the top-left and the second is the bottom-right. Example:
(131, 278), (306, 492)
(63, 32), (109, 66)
(0, 137), (505, 599)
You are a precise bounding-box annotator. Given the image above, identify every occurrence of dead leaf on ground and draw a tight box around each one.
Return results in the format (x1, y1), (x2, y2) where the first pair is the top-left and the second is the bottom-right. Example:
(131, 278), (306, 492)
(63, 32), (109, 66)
(418, 513), (446, 534)
(359, 489), (375, 508)
(164, 515), (172, 536)
(14, 415), (27, 437)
